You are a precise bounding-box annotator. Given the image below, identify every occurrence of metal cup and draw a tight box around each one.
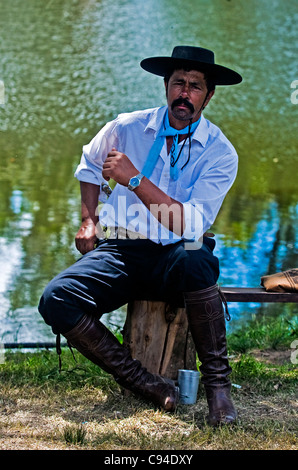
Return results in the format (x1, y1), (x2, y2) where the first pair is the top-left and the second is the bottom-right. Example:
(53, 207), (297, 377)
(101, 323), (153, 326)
(178, 369), (200, 404)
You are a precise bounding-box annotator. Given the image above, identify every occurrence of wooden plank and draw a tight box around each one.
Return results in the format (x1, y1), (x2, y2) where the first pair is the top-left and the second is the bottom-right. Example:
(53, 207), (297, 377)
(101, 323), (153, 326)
(221, 287), (298, 303)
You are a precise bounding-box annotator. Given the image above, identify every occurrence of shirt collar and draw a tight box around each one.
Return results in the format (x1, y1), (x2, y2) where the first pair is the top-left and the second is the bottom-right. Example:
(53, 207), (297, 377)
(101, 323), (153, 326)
(192, 114), (208, 148)
(144, 106), (167, 135)
(145, 106), (208, 148)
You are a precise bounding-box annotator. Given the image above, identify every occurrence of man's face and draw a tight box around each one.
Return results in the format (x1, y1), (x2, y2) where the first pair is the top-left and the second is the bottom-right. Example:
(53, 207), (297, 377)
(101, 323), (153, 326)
(165, 69), (214, 129)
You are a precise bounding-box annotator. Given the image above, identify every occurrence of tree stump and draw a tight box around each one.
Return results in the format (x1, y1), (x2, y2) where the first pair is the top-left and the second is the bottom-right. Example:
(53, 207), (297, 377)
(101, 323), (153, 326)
(122, 300), (197, 381)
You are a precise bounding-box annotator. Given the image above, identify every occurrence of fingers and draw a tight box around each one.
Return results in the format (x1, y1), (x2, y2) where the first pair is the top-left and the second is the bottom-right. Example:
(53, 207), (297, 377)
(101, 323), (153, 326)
(102, 148), (122, 182)
(107, 147), (118, 158)
(75, 238), (96, 255)
(102, 149), (137, 186)
(75, 223), (98, 254)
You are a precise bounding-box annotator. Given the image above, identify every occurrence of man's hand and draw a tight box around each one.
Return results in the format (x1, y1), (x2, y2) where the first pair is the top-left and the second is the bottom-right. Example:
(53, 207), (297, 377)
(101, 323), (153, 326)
(103, 148), (185, 236)
(75, 219), (98, 254)
(75, 219), (99, 255)
(75, 182), (100, 254)
(102, 148), (138, 186)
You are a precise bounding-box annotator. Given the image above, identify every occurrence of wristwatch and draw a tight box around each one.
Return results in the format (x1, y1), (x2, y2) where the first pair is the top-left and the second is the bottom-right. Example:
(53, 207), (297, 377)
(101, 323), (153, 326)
(127, 173), (144, 191)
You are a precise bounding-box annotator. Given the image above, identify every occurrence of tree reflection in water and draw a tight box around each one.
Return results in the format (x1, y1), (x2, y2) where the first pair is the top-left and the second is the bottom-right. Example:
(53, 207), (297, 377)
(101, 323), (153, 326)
(0, 0), (297, 342)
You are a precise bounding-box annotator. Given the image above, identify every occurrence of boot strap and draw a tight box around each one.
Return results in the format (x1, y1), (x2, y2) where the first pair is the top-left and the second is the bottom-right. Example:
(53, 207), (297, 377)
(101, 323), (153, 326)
(218, 287), (231, 321)
(55, 333), (77, 372)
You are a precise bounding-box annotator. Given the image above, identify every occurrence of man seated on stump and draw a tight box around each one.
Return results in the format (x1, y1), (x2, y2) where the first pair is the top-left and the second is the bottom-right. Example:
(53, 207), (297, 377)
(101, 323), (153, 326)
(38, 46), (242, 426)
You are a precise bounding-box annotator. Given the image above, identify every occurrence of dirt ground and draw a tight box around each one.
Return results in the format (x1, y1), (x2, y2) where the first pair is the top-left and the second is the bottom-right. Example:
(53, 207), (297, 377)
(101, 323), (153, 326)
(0, 349), (297, 451)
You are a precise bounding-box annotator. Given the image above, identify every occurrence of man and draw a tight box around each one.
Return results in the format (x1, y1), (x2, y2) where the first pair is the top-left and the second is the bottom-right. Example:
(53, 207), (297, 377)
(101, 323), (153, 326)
(39, 46), (242, 426)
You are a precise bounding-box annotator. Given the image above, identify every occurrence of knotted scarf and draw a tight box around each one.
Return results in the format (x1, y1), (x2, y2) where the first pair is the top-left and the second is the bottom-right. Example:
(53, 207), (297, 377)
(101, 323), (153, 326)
(142, 110), (200, 181)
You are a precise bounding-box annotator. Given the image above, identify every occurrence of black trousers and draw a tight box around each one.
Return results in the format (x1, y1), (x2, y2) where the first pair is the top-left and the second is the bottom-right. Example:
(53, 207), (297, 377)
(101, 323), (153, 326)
(38, 237), (219, 335)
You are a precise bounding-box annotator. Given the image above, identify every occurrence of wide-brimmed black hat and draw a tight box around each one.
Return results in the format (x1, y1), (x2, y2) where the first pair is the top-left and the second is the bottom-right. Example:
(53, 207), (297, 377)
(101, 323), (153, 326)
(140, 45), (242, 85)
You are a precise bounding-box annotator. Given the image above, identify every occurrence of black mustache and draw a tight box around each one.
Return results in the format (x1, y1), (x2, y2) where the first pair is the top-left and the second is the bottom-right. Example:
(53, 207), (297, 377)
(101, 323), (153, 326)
(171, 98), (194, 114)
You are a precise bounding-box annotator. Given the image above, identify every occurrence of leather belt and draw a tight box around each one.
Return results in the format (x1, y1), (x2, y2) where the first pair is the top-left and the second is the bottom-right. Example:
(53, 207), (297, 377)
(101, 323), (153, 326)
(105, 226), (147, 240)
(103, 227), (214, 241)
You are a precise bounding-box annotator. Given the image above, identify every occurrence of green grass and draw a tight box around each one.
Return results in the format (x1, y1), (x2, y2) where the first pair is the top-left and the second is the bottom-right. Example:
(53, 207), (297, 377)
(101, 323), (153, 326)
(0, 315), (297, 450)
(228, 314), (298, 353)
(62, 423), (87, 445)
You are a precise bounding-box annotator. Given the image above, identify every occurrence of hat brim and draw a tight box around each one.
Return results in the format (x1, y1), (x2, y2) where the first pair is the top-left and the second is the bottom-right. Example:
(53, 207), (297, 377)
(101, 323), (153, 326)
(140, 57), (242, 85)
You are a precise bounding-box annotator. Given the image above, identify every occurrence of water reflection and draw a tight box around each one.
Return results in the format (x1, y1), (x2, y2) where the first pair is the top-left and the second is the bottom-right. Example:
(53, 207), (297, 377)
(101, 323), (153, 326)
(0, 0), (297, 342)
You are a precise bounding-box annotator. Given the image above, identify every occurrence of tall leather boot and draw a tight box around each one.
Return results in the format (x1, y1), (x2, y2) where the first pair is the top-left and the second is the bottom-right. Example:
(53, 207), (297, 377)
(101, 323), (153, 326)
(184, 284), (237, 426)
(64, 314), (179, 411)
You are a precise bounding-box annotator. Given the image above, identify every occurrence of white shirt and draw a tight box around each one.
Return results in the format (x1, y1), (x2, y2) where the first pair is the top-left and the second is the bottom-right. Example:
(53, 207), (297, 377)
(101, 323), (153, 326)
(74, 106), (238, 245)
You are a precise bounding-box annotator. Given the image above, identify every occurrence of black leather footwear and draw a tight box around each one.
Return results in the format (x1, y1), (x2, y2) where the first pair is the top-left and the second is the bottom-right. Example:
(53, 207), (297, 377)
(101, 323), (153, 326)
(184, 285), (237, 425)
(64, 314), (179, 411)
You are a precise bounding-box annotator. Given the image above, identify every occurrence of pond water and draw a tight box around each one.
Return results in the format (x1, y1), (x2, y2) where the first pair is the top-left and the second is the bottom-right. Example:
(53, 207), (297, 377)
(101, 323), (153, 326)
(0, 0), (297, 344)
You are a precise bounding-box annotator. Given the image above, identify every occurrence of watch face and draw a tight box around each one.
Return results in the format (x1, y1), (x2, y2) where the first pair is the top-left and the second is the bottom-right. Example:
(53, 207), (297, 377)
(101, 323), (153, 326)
(130, 177), (139, 187)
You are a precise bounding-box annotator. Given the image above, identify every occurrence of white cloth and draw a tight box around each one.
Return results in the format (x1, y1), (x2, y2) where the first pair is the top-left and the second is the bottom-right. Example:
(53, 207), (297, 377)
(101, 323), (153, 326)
(74, 106), (238, 245)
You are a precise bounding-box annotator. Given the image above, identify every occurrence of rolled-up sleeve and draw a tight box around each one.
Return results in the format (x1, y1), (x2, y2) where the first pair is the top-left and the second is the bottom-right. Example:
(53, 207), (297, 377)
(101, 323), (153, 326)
(74, 119), (119, 202)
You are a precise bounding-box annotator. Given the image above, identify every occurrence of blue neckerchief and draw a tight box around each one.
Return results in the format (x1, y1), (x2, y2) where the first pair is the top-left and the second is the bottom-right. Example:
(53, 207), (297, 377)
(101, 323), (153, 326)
(142, 110), (200, 181)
